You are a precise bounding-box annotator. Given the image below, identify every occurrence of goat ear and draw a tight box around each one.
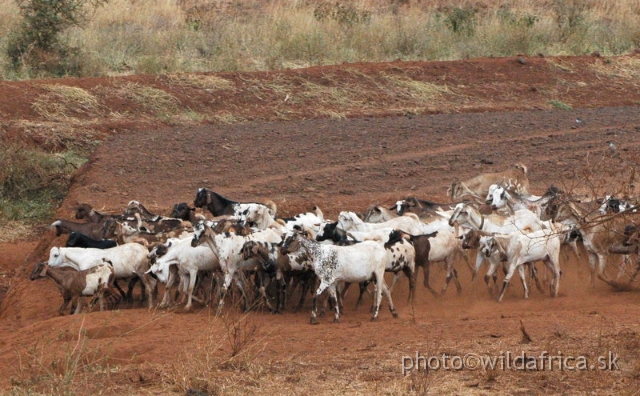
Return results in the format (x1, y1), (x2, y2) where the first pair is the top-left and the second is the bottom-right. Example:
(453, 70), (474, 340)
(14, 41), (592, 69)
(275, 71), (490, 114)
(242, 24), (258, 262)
(252, 245), (260, 254)
(206, 193), (212, 205)
(39, 265), (48, 277)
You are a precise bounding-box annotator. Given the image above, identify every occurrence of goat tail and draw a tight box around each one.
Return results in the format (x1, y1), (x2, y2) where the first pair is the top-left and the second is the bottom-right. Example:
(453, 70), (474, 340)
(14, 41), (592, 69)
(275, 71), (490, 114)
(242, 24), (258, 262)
(312, 205), (324, 220)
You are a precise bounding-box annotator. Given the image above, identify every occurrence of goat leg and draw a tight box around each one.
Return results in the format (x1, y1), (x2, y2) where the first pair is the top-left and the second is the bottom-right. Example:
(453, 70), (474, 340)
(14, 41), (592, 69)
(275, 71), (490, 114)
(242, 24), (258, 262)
(113, 279), (129, 301)
(59, 297), (71, 316)
(420, 264), (440, 297)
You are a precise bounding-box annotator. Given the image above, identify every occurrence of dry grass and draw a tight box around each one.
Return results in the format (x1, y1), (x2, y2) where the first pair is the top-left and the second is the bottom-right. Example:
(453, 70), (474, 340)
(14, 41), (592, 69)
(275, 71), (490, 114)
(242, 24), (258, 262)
(9, 318), (113, 395)
(0, 221), (38, 242)
(212, 111), (246, 124)
(143, 321), (638, 395)
(382, 73), (452, 106)
(31, 85), (104, 121)
(13, 121), (101, 154)
(2, 0), (640, 78)
(299, 79), (363, 107)
(164, 74), (236, 92)
(112, 83), (180, 116)
(590, 57), (640, 82)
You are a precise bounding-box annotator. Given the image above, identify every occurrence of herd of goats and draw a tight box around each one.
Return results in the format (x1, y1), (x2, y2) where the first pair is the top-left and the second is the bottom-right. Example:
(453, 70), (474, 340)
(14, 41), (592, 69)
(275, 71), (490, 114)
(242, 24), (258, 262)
(30, 163), (640, 324)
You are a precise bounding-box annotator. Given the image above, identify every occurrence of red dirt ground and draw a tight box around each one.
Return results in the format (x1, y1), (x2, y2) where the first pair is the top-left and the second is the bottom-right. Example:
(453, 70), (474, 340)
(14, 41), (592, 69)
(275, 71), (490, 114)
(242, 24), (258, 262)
(1, 55), (640, 394)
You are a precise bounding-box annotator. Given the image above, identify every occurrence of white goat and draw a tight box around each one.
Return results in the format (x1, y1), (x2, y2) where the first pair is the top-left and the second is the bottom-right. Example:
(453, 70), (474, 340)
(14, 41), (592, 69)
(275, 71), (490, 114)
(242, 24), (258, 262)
(485, 184), (560, 218)
(337, 211), (427, 235)
(190, 220), (282, 310)
(416, 218), (471, 296)
(147, 237), (220, 310)
(448, 202), (545, 234)
(340, 228), (417, 308)
(464, 230), (542, 298)
(280, 232), (397, 324)
(241, 204), (324, 236)
(482, 227), (563, 301)
(553, 199), (633, 286)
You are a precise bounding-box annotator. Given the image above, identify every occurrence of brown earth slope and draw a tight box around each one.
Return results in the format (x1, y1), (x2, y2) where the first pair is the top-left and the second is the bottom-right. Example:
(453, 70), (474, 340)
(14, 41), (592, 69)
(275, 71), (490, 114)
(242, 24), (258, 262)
(1, 54), (640, 395)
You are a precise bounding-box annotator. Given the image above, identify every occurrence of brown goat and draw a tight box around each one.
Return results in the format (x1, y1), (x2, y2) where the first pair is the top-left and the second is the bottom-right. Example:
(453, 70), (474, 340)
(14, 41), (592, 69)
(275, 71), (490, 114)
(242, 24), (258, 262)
(30, 260), (117, 315)
(448, 163), (530, 200)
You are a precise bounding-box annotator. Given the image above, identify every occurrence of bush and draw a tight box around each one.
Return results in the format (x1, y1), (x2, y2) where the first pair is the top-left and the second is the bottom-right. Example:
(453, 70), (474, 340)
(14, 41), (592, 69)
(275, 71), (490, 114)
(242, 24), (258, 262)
(6, 0), (107, 77)
(0, 144), (86, 222)
(442, 7), (477, 35)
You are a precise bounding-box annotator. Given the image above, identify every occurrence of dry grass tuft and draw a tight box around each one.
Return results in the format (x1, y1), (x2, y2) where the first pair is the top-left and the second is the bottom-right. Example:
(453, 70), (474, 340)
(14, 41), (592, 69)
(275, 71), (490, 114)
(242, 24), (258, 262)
(113, 83), (180, 116)
(159, 311), (270, 395)
(546, 59), (576, 72)
(298, 79), (362, 107)
(590, 57), (640, 82)
(31, 85), (104, 121)
(213, 111), (245, 124)
(0, 221), (38, 242)
(165, 74), (236, 91)
(9, 319), (113, 395)
(383, 74), (451, 101)
(13, 121), (101, 154)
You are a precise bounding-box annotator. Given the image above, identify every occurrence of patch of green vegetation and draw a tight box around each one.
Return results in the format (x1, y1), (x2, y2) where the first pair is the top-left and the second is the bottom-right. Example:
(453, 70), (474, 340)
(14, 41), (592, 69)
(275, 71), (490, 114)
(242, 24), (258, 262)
(0, 145), (87, 224)
(6, 0), (108, 78)
(548, 99), (573, 110)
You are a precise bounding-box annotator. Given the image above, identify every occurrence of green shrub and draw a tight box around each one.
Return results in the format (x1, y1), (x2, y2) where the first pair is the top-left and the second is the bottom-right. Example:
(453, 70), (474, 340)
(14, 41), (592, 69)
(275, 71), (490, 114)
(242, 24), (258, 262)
(0, 145), (86, 222)
(497, 7), (539, 29)
(6, 0), (107, 77)
(442, 7), (477, 35)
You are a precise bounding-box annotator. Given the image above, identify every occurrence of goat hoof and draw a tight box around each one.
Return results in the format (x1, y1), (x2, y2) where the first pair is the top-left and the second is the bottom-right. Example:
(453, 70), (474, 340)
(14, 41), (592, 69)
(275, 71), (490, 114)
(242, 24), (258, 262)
(391, 311), (399, 319)
(370, 316), (378, 322)
(333, 318), (340, 324)
(310, 317), (319, 325)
